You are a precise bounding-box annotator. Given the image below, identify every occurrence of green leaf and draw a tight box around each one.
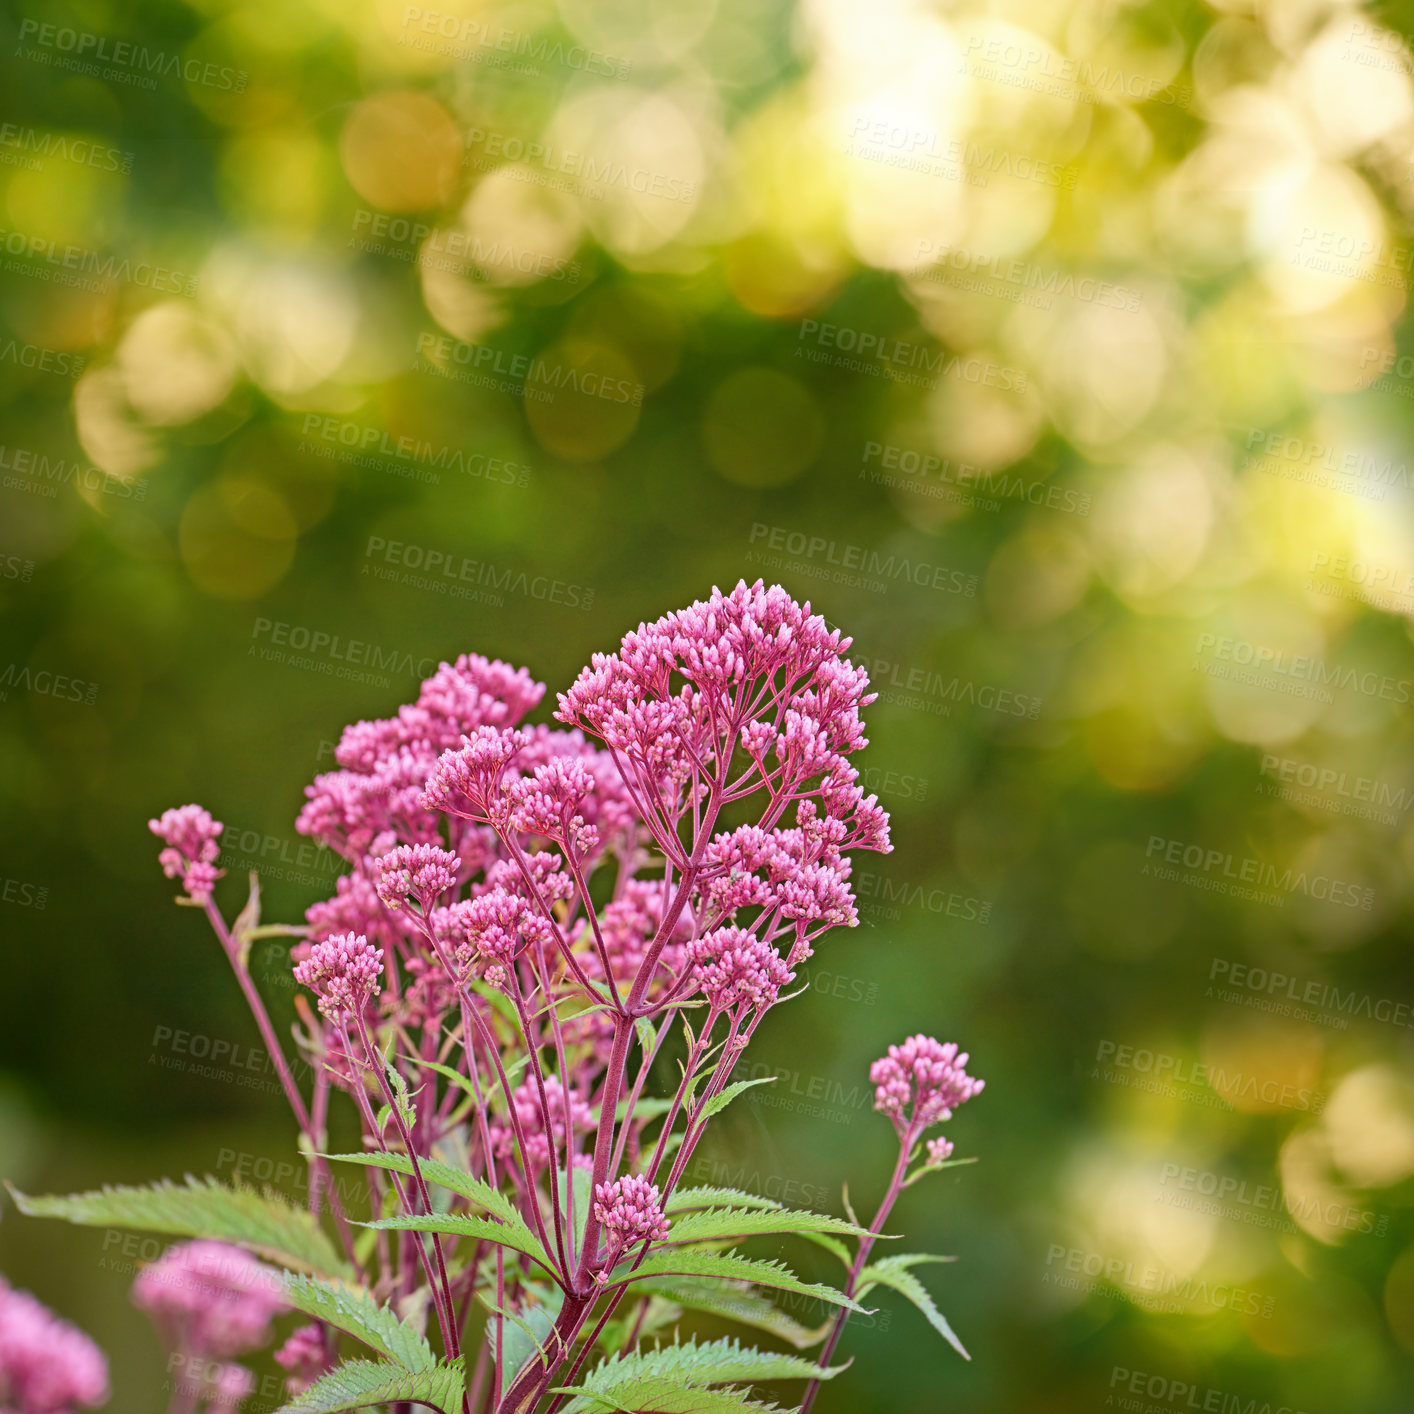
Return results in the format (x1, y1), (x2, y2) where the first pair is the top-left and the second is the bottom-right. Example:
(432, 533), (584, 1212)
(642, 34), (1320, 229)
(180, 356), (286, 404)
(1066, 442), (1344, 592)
(558, 1336), (842, 1412)
(664, 1188), (781, 1215)
(613, 1096), (676, 1124)
(8, 1177), (350, 1278)
(363, 1212), (558, 1280)
(323, 1152), (523, 1228)
(271, 1358), (464, 1413)
(856, 1255), (969, 1359)
(610, 1250), (867, 1313)
(549, 1376), (781, 1414)
(798, 1230), (852, 1268)
(699, 1075), (776, 1121)
(665, 1206), (869, 1246)
(467, 978), (521, 1030)
(630, 1277), (829, 1349)
(281, 1274), (434, 1373)
(494, 1286), (563, 1401)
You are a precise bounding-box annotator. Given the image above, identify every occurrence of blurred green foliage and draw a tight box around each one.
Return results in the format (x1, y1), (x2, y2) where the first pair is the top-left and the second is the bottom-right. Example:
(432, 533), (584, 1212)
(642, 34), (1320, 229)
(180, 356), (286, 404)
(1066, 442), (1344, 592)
(3, 0), (1414, 1409)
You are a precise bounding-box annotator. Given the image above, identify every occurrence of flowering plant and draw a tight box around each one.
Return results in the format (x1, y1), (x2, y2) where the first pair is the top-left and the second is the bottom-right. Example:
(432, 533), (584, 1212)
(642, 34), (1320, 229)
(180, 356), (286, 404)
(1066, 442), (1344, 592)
(11, 582), (984, 1414)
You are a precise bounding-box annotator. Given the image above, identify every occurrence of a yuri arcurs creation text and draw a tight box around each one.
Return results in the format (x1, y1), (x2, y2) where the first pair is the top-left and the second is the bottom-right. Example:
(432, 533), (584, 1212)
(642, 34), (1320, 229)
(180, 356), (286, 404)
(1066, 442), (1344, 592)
(8, 581), (985, 1414)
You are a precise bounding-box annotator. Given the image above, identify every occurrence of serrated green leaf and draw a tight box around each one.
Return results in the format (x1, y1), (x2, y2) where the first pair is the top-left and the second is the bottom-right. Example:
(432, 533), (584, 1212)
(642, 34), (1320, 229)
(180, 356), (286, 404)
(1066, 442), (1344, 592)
(364, 1212), (558, 1280)
(630, 1277), (829, 1349)
(699, 1075), (776, 1120)
(8, 1177), (349, 1278)
(610, 1250), (867, 1313)
(323, 1151), (521, 1228)
(549, 1376), (780, 1414)
(664, 1187), (781, 1215)
(856, 1255), (969, 1359)
(282, 1274), (434, 1373)
(665, 1206), (869, 1246)
(558, 1335), (842, 1413)
(271, 1358), (464, 1413)
(494, 1286), (563, 1401)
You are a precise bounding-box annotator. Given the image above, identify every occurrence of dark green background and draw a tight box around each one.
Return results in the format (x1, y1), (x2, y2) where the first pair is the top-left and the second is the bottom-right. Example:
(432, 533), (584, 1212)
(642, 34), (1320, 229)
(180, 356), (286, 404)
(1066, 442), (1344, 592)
(2, 0), (1413, 1410)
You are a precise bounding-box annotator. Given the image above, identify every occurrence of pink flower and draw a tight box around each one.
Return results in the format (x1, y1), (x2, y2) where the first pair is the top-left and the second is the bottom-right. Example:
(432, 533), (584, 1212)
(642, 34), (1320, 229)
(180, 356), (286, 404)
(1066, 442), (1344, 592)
(870, 1036), (984, 1136)
(687, 927), (793, 1014)
(293, 932), (383, 1021)
(0, 1278), (108, 1413)
(149, 804), (225, 902)
(494, 1077), (593, 1170)
(373, 843), (459, 913)
(926, 1136), (955, 1165)
(275, 1324), (331, 1396)
(131, 1241), (286, 1359)
(439, 887), (553, 988)
(593, 1175), (670, 1245)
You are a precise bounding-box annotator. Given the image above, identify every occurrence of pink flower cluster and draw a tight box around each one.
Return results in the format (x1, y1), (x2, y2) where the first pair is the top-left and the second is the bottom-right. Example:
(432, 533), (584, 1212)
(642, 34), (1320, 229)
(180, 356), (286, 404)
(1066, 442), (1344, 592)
(274, 1324), (331, 1396)
(593, 1175), (670, 1245)
(292, 932), (383, 1021)
(870, 1036), (985, 1137)
(148, 805), (224, 903)
(686, 926), (793, 1015)
(0, 1278), (108, 1414)
(131, 1241), (286, 1359)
